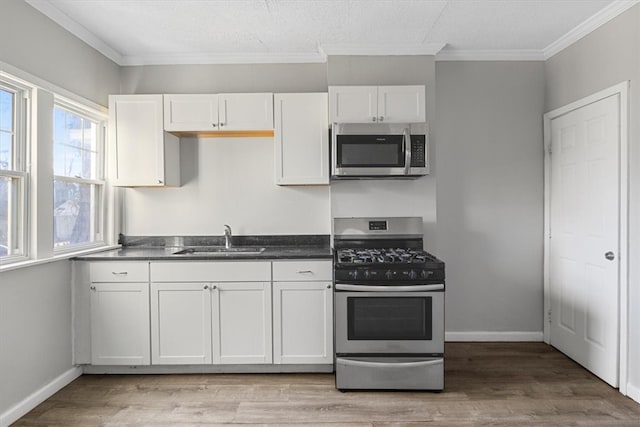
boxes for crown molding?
[120,52,327,66]
[26,0,123,65]
[319,43,446,57]
[543,0,640,60]
[435,49,545,61]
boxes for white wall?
[544,3,640,399]
[119,63,331,235]
[124,137,331,235]
[0,0,120,420]
[435,61,546,335]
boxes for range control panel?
[410,135,426,167]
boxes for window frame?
[0,78,30,265]
[52,98,107,254]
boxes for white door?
[163,94,219,131]
[150,282,212,365]
[218,93,273,130]
[212,282,272,364]
[548,94,620,387]
[273,282,333,364]
[274,93,329,185]
[377,85,426,123]
[109,95,165,186]
[328,86,378,123]
[90,282,150,365]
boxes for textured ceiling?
[25,0,636,65]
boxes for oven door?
[335,284,444,355]
[332,133,409,176]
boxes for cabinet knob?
[204,285,209,290]
[212,123,217,128]
[372,117,377,122]
[326,284,332,289]
[90,286,96,291]
[212,285,217,290]
[379,116,384,122]
[219,123,225,127]
[158,179,163,184]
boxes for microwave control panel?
[410,135,426,167]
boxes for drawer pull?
[111,271,128,276]
[297,270,313,274]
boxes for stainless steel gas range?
[333,217,445,391]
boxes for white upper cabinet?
[164,93,274,131]
[109,95,180,187]
[163,94,218,131]
[274,93,329,186]
[219,93,274,130]
[328,86,377,123]
[329,85,425,123]
[377,85,426,123]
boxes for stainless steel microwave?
[331,123,428,178]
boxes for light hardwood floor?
[14,343,640,426]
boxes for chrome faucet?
[223,224,232,249]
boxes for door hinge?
[547,144,552,155]
[547,308,552,323]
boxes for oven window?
[347,297,432,340]
[337,135,405,167]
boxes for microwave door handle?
[403,128,411,173]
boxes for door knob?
[605,251,615,261]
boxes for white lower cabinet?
[214,282,272,364]
[273,282,333,364]
[272,260,333,364]
[150,282,212,364]
[90,282,150,365]
[149,261,272,365]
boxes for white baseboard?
[445,331,544,342]
[0,366,82,427]
[627,382,640,404]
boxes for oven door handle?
[339,358,443,368]
[334,284,444,292]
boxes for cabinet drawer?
[272,260,332,281]
[151,261,271,282]
[90,262,149,283]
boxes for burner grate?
[337,248,437,265]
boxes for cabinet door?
[328,86,377,123]
[150,282,212,365]
[212,282,272,364]
[218,93,273,130]
[274,93,329,185]
[109,95,179,187]
[164,94,219,131]
[90,282,150,365]
[273,282,333,364]
[377,85,425,123]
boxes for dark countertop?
[73,234,333,261]
[74,245,333,261]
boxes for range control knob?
[421,270,434,279]
[408,270,418,280]
[364,270,371,280]
[385,270,394,280]
[349,270,358,280]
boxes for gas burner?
[336,248,436,265]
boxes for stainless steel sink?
[171,246,266,255]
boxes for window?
[0,80,28,261]
[53,102,105,251]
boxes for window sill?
[0,245,121,273]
